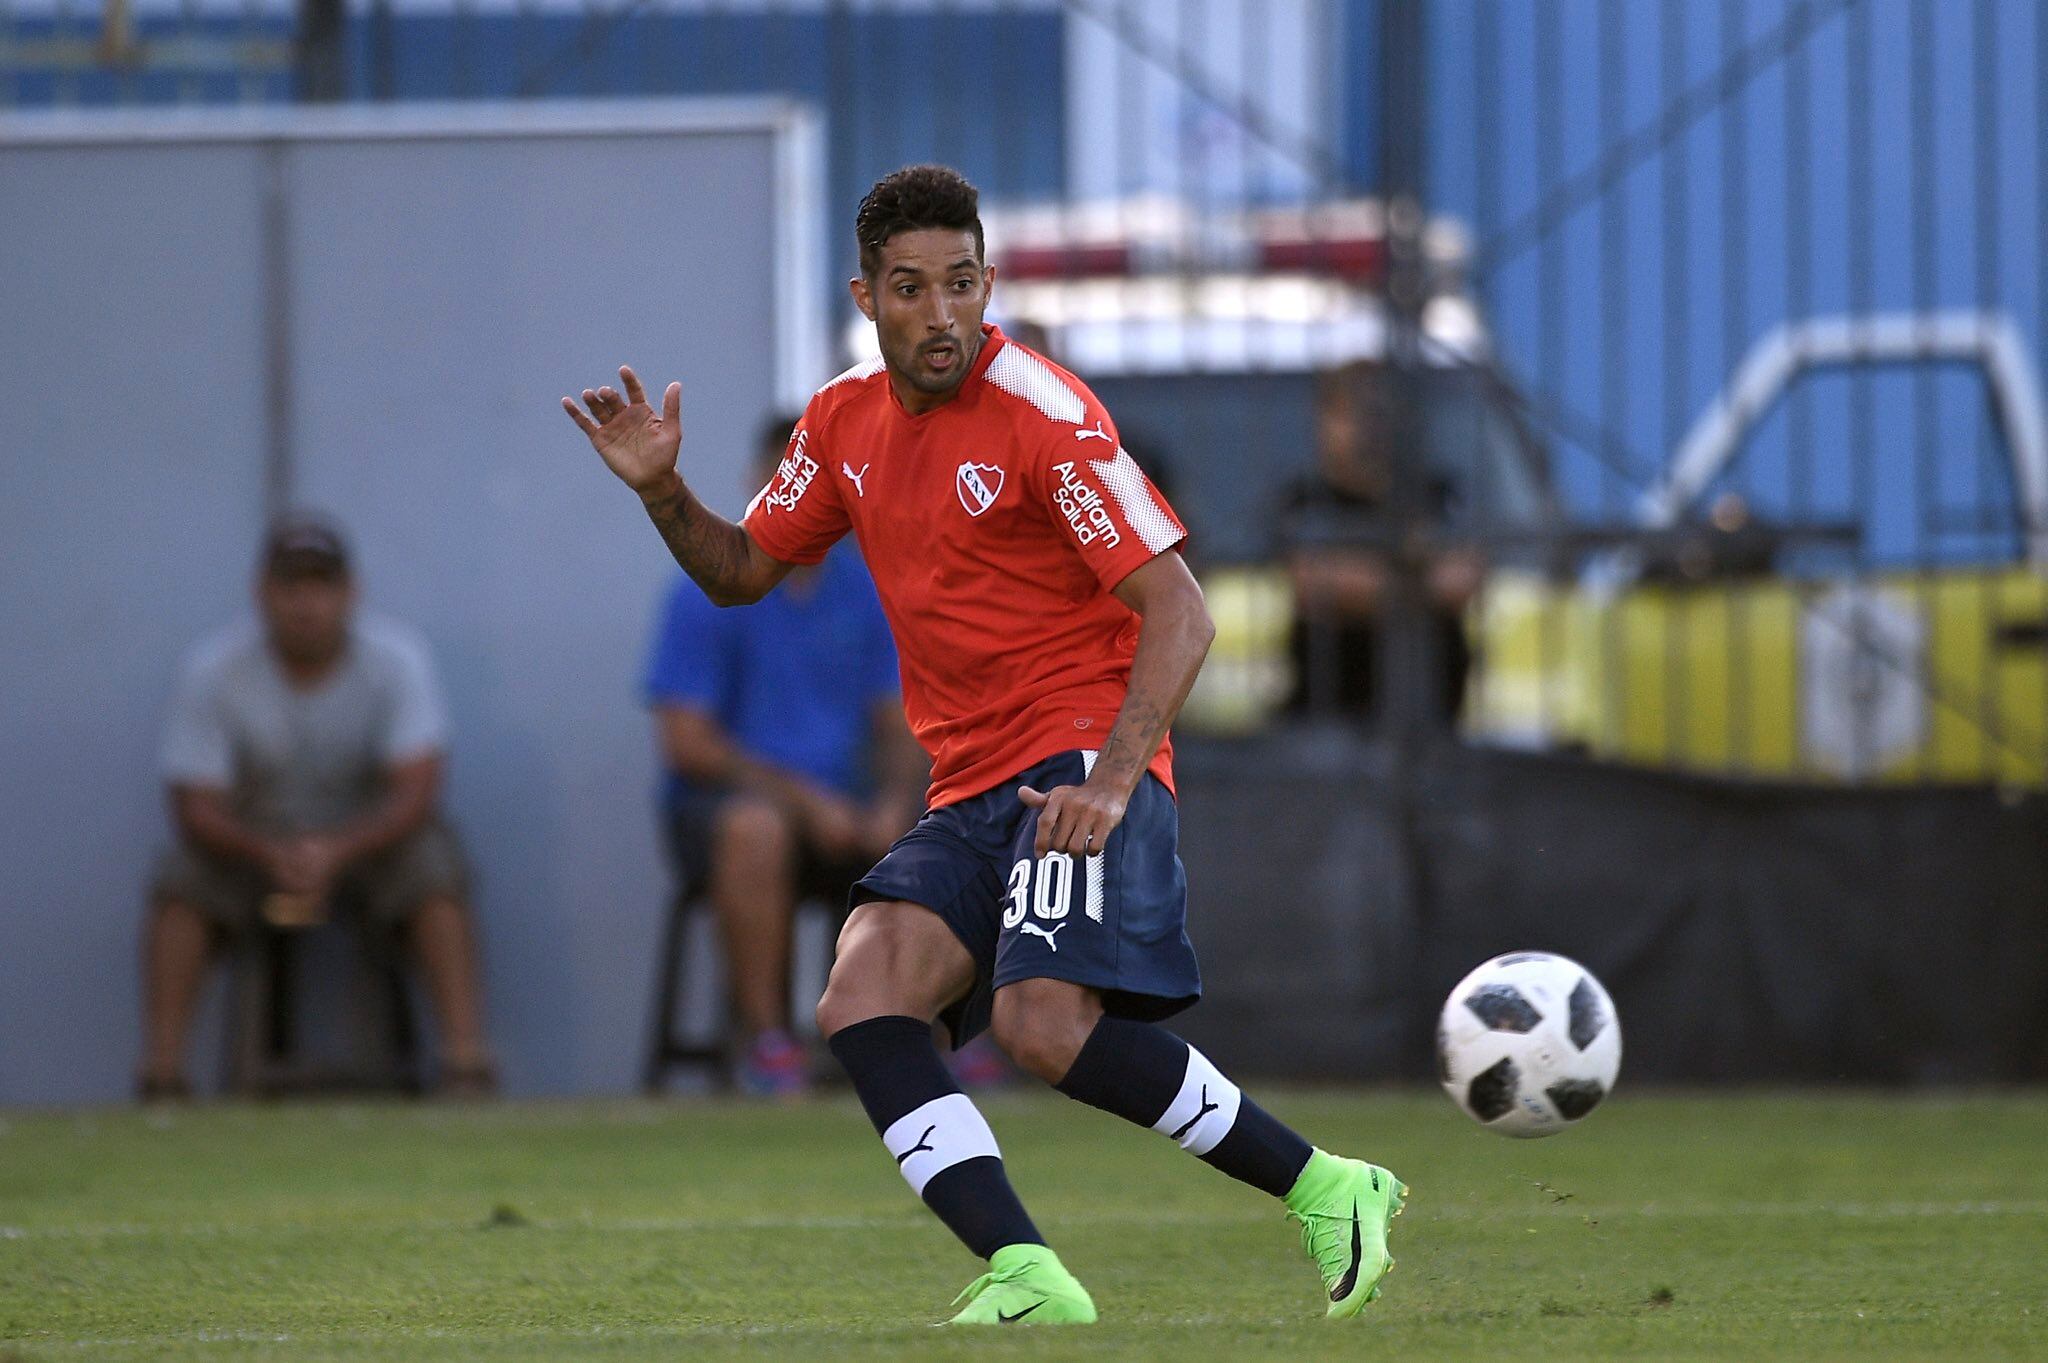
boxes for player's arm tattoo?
[1094,694,1171,793]
[640,473,765,607]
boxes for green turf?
[3,1089,2044,1360]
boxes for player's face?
[258,571,354,666]
[852,228,994,413]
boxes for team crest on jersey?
[955,461,1005,517]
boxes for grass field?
[3,1088,2044,1360]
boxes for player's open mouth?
[923,343,957,371]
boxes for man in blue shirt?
[644,414,923,1095]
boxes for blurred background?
[4,0,2045,1105]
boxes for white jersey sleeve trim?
[818,355,886,393]
[1089,448,1183,554]
[985,344,1087,424]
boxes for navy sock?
[826,1015,1044,1260]
[1055,1015,1313,1198]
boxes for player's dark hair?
[756,411,802,467]
[855,165,984,279]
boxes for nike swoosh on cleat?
[998,1301,1045,1323]
[1329,1199,1363,1302]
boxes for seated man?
[138,516,493,1099]
[644,413,922,1096]
[1278,361,1485,724]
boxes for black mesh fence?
[11,2,2040,789]
[8,1,2047,1074]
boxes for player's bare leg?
[707,796,803,1093]
[986,976,1102,1083]
[814,900,973,1034]
[817,903,1095,1324]
[1003,976,1406,1318]
[406,894,494,1090]
[138,895,213,1097]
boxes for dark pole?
[1373,0,1440,749]
[368,0,396,101]
[261,145,294,521]
[1371,0,1437,1075]
[277,0,341,519]
[296,0,347,102]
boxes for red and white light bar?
[983,196,1464,285]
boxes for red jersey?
[741,324,1188,809]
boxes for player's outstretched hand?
[561,365,683,496]
[1019,782,1127,858]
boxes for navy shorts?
[850,750,1202,1046]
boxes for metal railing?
[1439,0,2048,787]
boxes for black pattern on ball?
[1567,974,1607,1050]
[1465,983,1542,1033]
[1466,1056,1520,1121]
[1546,1078,1606,1120]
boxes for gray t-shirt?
[160,613,449,833]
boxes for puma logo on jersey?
[956,461,1005,517]
[1018,921,1064,951]
[842,462,870,497]
[1074,420,1112,443]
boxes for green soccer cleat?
[945,1243,1098,1325]
[1284,1149,1409,1319]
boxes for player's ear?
[982,262,996,301]
[850,274,876,322]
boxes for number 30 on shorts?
[1004,852,1075,929]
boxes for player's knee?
[814,956,883,1038]
[816,903,975,1038]
[815,907,921,1037]
[812,984,851,1039]
[989,981,1102,1084]
[816,971,922,1039]
[712,796,793,866]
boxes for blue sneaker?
[736,1030,808,1098]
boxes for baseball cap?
[261,514,351,579]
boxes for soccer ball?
[1437,951,1622,1138]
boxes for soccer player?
[563,165,1406,1325]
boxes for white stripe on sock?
[1078,750,1106,922]
[1151,1045,1242,1157]
[882,1093,1002,1196]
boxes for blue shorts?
[850,750,1202,1046]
